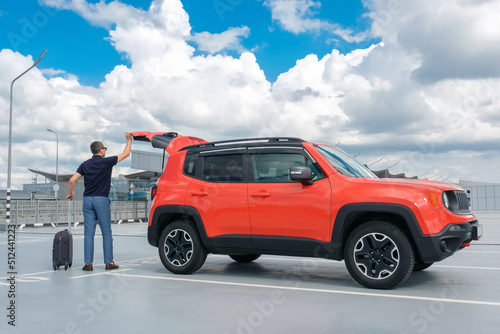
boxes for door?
[248,151,331,245]
[184,152,251,246]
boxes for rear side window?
[201,154,244,182]
[183,154,198,177]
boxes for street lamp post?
[46,129,59,195]
[4,50,47,232]
[47,128,59,225]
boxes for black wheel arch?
[149,205,253,254]
[148,205,209,247]
[332,203,426,262]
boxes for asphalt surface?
[1,212,499,333]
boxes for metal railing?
[1,200,149,229]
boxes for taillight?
[151,185,157,200]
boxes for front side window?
[201,154,244,182]
[315,145,377,178]
[251,153,322,183]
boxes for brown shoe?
[105,262,119,270]
[82,263,93,271]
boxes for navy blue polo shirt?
[76,155,118,197]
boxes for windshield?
[314,145,377,179]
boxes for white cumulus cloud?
[191,26,251,54]
[264,0,368,42]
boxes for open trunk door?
[131,131,207,155]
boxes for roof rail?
[180,137,306,151]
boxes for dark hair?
[90,141,103,155]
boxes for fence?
[1,200,149,229]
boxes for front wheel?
[344,221,415,289]
[158,221,207,274]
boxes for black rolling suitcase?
[52,201,73,270]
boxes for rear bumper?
[148,224,157,247]
[415,220,482,263]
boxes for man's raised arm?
[117,132,132,163]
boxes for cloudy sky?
[1,0,500,190]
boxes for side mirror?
[290,166,313,186]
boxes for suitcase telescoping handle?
[67,199,72,231]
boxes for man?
[67,132,132,271]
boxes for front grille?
[456,191,471,213]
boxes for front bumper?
[472,222,483,240]
[415,220,482,263]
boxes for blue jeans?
[82,196,113,264]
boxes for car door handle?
[251,191,271,198]
[191,190,209,197]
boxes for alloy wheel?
[353,232,399,279]
[164,229,193,266]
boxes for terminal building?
[21,150,165,201]
[458,180,500,211]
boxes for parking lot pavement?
[1,212,499,333]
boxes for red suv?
[132,132,482,289]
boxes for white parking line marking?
[434,265,500,270]
[109,272,500,307]
[71,269,133,279]
[0,256,157,280]
[0,269,60,280]
[462,250,500,253]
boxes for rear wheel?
[158,221,207,274]
[344,221,415,289]
[229,254,261,263]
